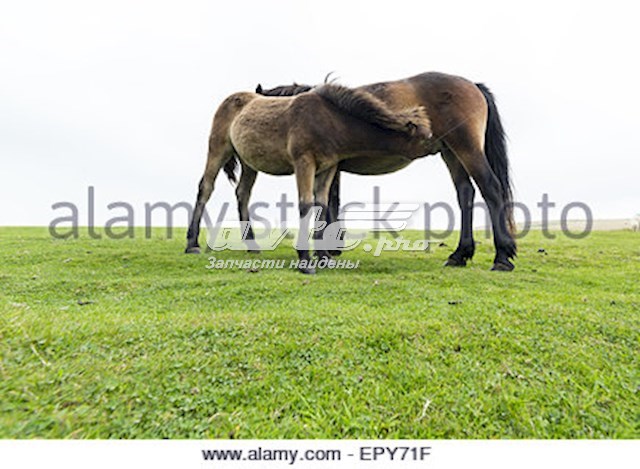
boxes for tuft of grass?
[0,227,638,438]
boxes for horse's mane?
[314,84,430,137]
[256,80,430,136]
[256,83,312,96]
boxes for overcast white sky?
[1,0,639,229]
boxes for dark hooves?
[328,250,343,257]
[315,252,334,262]
[299,267,316,275]
[491,260,515,271]
[444,257,467,267]
[246,241,261,254]
[185,246,201,254]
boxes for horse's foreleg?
[442,148,476,267]
[293,155,317,274]
[313,165,338,261]
[235,163,260,253]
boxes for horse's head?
[255,83,313,96]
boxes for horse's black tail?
[475,83,514,234]
[223,154,238,184]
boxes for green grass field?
[0,227,638,438]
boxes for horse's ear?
[256,84,263,94]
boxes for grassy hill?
[0,227,638,438]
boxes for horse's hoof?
[315,251,334,262]
[185,246,201,254]
[299,267,316,275]
[444,257,466,267]
[328,250,343,257]
[491,260,515,271]
[246,241,261,253]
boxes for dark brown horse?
[185,82,432,273]
[255,72,517,271]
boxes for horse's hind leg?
[442,147,476,267]
[185,142,234,254]
[235,162,260,253]
[313,165,338,261]
[327,170,343,257]
[446,139,516,270]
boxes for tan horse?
[185,83,432,273]
[256,72,517,271]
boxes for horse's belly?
[340,156,412,175]
[230,120,294,175]
[234,147,294,175]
